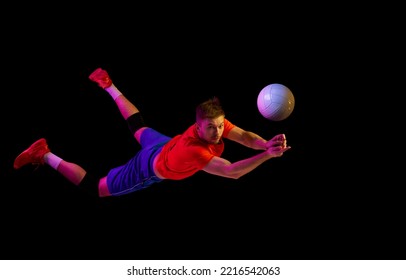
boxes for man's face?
[197,116,225,144]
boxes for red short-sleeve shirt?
[155,118,235,180]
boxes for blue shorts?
[106,128,171,196]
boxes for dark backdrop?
[1,7,403,260]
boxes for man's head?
[196,97,225,144]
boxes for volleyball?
[257,83,295,121]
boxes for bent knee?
[98,177,111,197]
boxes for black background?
[1,5,403,260]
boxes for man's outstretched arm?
[202,140,290,179]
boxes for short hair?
[196,96,225,122]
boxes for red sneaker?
[89,68,113,89]
[14,138,51,169]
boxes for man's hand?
[265,134,291,157]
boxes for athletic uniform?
[106,119,235,196]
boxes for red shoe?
[14,138,51,169]
[89,68,113,89]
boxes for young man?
[14,68,291,197]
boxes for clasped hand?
[265,134,291,157]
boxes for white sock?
[105,86,123,101]
[44,152,63,171]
